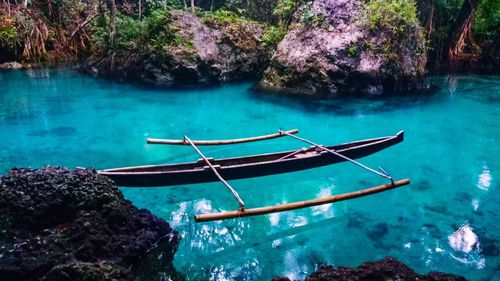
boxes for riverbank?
[2,0,497,95]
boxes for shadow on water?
[248,88,439,116]
[28,126,77,137]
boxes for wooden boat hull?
[99,131,404,187]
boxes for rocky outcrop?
[80,11,272,86]
[273,257,467,281]
[0,61,23,70]
[0,166,181,281]
[258,0,428,96]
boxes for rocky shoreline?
[273,257,467,281]
[78,11,273,87]
[0,167,469,280]
[0,167,181,281]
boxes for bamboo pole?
[279,130,392,180]
[147,129,299,145]
[195,178,410,222]
[184,136,245,210]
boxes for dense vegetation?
[0,0,498,71]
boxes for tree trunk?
[107,0,116,45]
[448,0,481,58]
[190,0,195,13]
[139,0,142,21]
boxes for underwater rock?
[80,11,271,86]
[0,166,180,281]
[258,0,428,96]
[366,222,389,239]
[273,257,467,280]
[28,126,77,137]
[416,179,432,191]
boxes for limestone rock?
[80,11,272,86]
[258,0,428,96]
[0,61,23,69]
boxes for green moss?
[347,43,360,57]
[172,34,194,49]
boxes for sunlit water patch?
[0,69,499,280]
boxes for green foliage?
[203,8,248,24]
[0,16,19,47]
[146,0,185,11]
[0,8,51,61]
[144,10,177,51]
[364,0,427,54]
[261,25,287,49]
[362,0,427,75]
[273,0,308,25]
[114,15,146,51]
[473,0,500,40]
[365,0,420,34]
[91,9,193,54]
[221,0,278,24]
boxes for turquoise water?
[0,69,499,281]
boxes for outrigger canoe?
[98,130,404,187]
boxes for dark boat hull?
[99,131,404,187]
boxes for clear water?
[0,69,499,281]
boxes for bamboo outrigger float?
[99,129,410,222]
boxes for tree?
[107,0,117,45]
[448,0,481,58]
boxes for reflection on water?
[448,224,485,270]
[0,70,499,281]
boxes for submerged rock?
[273,257,467,281]
[0,166,181,281]
[258,0,428,96]
[448,224,479,254]
[80,11,272,86]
